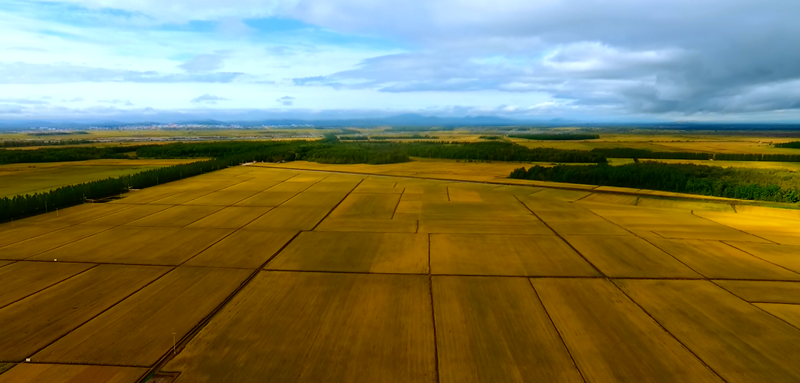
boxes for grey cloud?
[276,96,295,106]
[0,62,244,84]
[191,94,230,104]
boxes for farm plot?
[0,262,93,308]
[34,267,251,366]
[532,278,723,383]
[418,201,537,221]
[0,223,71,248]
[564,235,701,278]
[281,191,349,208]
[725,242,800,273]
[645,238,800,280]
[125,205,224,227]
[754,303,800,328]
[0,364,147,383]
[433,276,583,383]
[14,203,135,226]
[164,272,435,383]
[185,230,298,268]
[32,227,232,265]
[430,234,598,277]
[234,190,302,207]
[714,280,800,304]
[0,265,169,361]
[186,206,272,229]
[267,231,428,274]
[181,190,261,206]
[418,219,552,234]
[0,224,112,260]
[616,279,800,382]
[328,193,401,219]
[315,218,418,233]
[244,206,332,230]
[81,204,173,226]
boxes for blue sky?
[1,0,799,122]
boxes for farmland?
[1,159,800,383]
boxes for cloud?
[99,99,134,106]
[0,98,50,105]
[178,53,228,73]
[276,96,295,106]
[190,94,231,104]
[62,97,84,102]
[0,62,244,84]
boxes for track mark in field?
[309,178,364,231]
[138,230,303,383]
[426,233,441,383]
[513,195,606,277]
[609,279,729,382]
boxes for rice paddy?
[1,162,799,383]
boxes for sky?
[1,0,799,122]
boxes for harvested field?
[32,227,232,265]
[564,235,701,278]
[532,278,722,382]
[0,223,71,248]
[34,267,250,366]
[433,276,583,382]
[617,279,800,382]
[0,265,169,361]
[267,231,428,273]
[0,364,147,383]
[431,234,598,277]
[185,230,298,268]
[235,190,302,206]
[163,272,435,382]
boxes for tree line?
[509,133,600,140]
[589,148,800,162]
[509,162,800,203]
[0,146,140,164]
[775,141,800,148]
[404,142,607,163]
[1,139,94,148]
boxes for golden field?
[1,162,800,382]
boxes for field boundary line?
[309,178,365,231]
[609,279,730,383]
[513,195,606,277]
[527,278,588,383]
[254,164,750,204]
[21,265,173,364]
[0,263,100,311]
[391,187,405,220]
[718,241,800,277]
[427,233,441,383]
[708,280,800,332]
[139,230,304,382]
[691,210,778,244]
[586,209,709,279]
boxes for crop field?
[1,162,800,382]
[0,159,197,198]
